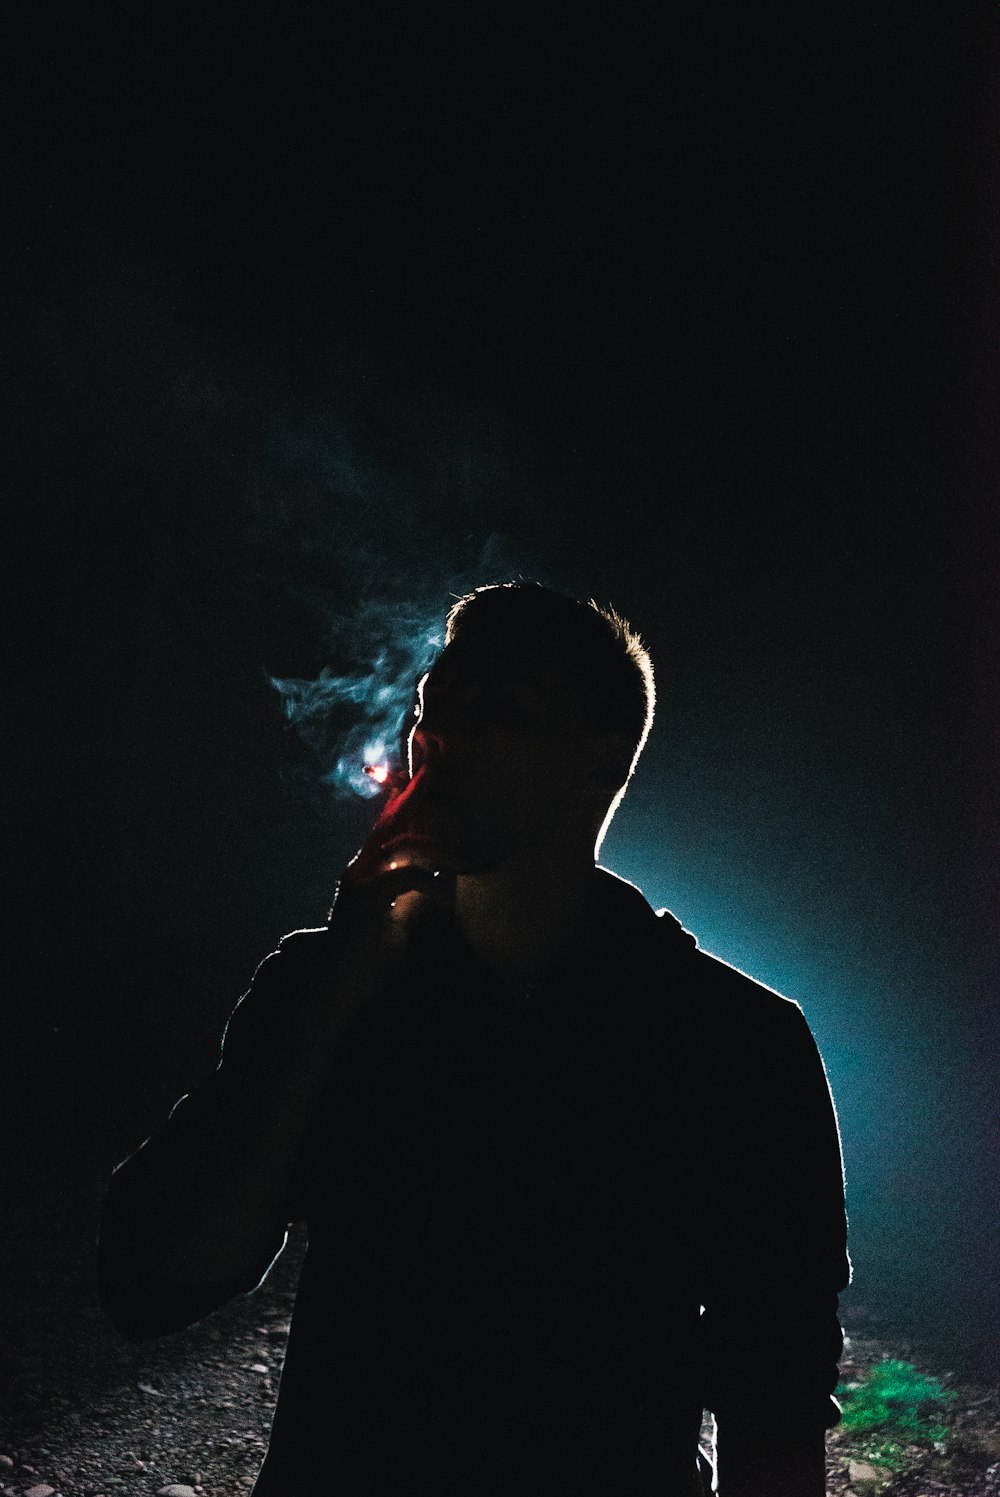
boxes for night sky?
[5,16,997,1378]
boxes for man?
[99,582,850,1494]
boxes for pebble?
[848,1460,886,1482]
[0,1457,11,1469]
[156,1487,198,1497]
[24,1486,58,1497]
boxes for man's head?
[388,583,654,873]
[443,582,654,786]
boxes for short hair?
[444,582,655,779]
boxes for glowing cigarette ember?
[363,763,391,784]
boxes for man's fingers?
[341,764,438,886]
[331,861,440,925]
[375,864,441,906]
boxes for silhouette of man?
[99,583,850,1495]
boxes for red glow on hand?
[343,762,430,887]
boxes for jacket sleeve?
[97,932,320,1339]
[697,981,851,1433]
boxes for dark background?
[5,14,997,1380]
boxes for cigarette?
[363,763,391,784]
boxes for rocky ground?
[0,1199,307,1497]
[822,1336,1000,1496]
[2,1185,998,1496]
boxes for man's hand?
[327,765,456,1001]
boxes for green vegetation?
[835,1358,958,1472]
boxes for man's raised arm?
[97,928,363,1338]
[98,806,445,1340]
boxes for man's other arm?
[699,984,851,1497]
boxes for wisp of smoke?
[269,609,445,798]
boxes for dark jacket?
[100,869,850,1494]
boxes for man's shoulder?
[652,907,808,1038]
[690,943,804,1022]
[597,868,806,1030]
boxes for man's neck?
[453,850,598,990]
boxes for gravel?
[0,1180,306,1497]
[2,1179,997,1495]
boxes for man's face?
[378,637,588,875]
